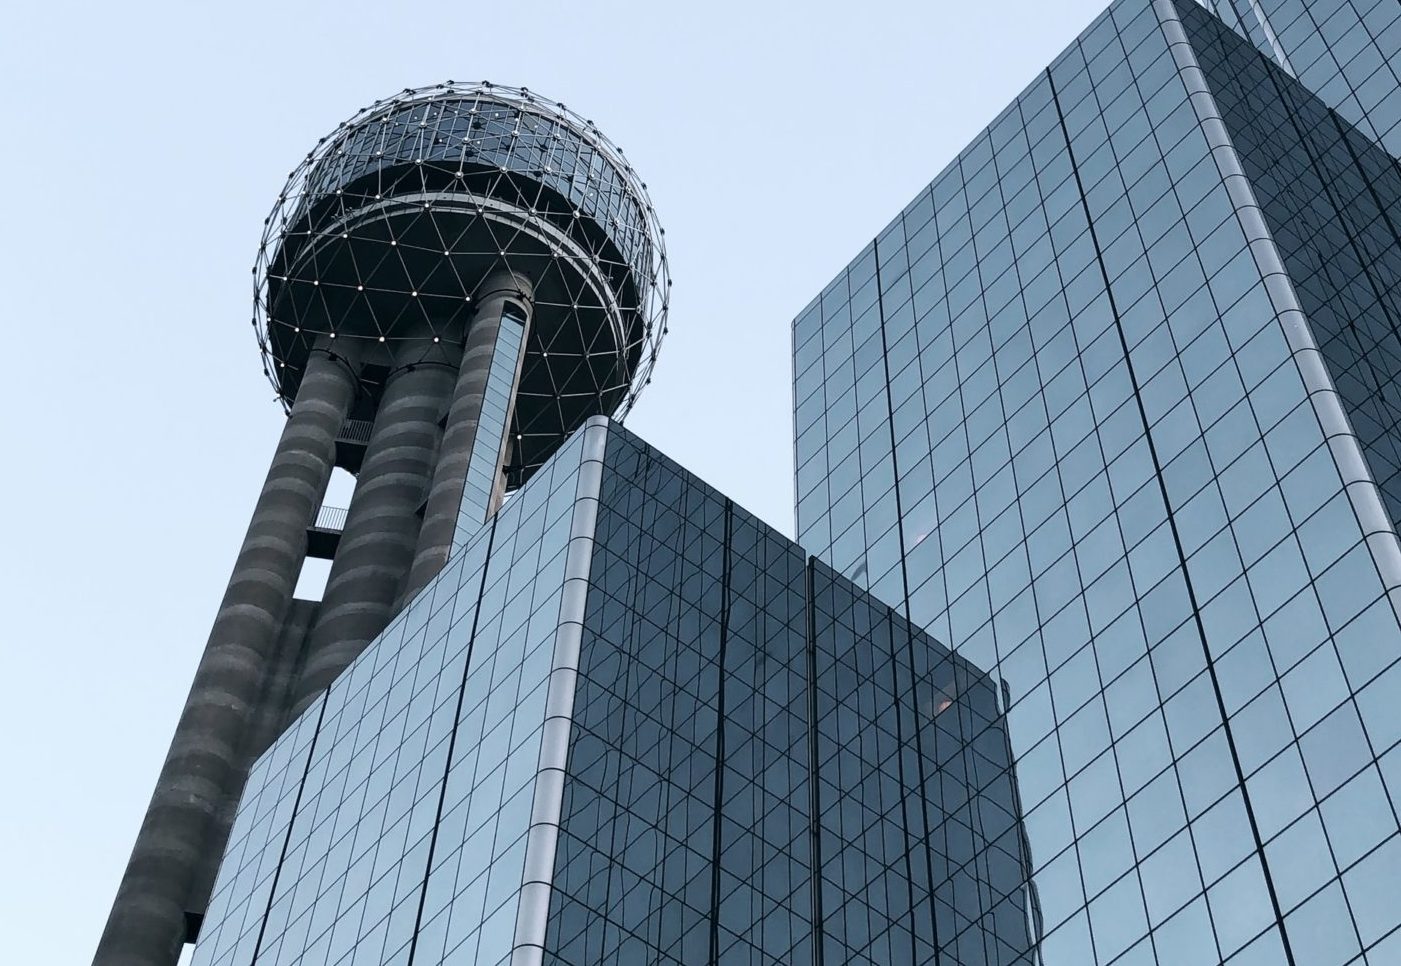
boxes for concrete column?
[289,355,457,711]
[95,345,360,966]
[402,270,534,601]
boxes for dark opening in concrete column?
[288,353,458,713]
[402,269,534,602]
[95,344,360,966]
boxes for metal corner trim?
[509,420,607,964]
[1155,0,1401,617]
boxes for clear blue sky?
[0,1,1109,960]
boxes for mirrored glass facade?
[1187,3,1401,533]
[794,0,1401,962]
[1198,0,1401,157]
[190,418,1037,965]
[545,428,1036,964]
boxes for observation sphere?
[253,80,670,479]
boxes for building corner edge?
[1155,0,1401,623]
[509,416,609,964]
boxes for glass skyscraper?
[185,418,1036,966]
[795,0,1401,962]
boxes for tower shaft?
[97,345,360,966]
[290,356,458,714]
[98,307,551,965]
[404,269,534,601]
[99,80,668,966]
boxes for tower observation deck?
[97,81,668,966]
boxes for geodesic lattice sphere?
[253,80,670,479]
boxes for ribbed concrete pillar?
[289,356,457,712]
[95,345,359,966]
[402,270,534,601]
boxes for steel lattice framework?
[252,80,670,478]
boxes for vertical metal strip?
[708,502,735,965]
[805,558,826,966]
[509,416,608,965]
[1239,0,1296,73]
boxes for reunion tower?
[98,81,668,966]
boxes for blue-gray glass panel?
[410,433,579,966]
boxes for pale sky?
[0,1,1110,961]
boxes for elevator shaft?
[404,270,535,601]
[290,354,458,714]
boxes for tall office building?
[183,418,1036,966]
[795,0,1401,962]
